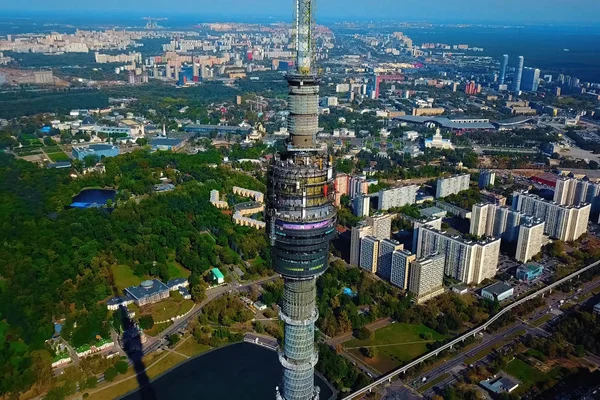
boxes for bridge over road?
[342,259,600,400]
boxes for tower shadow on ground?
[119,305,158,400]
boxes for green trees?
[167,334,180,347]
[0,148,273,397]
[139,315,155,330]
[103,367,118,382]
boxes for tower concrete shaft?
[268,1,336,399]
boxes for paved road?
[410,278,600,398]
[138,274,279,358]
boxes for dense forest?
[0,149,270,397]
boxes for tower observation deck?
[268,1,337,399]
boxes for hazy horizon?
[2,0,600,25]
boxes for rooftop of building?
[125,279,169,300]
[394,115,496,130]
[482,281,513,295]
[184,124,252,132]
[515,191,590,209]
[166,278,188,288]
[211,268,224,279]
[517,264,544,272]
[150,137,186,146]
[423,225,500,245]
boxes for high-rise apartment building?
[415,226,500,284]
[334,173,350,206]
[350,222,372,267]
[378,185,418,211]
[366,214,393,241]
[512,192,590,242]
[360,236,380,273]
[390,250,416,290]
[470,203,529,242]
[435,174,470,198]
[349,176,368,198]
[499,54,509,85]
[554,177,600,214]
[513,56,525,94]
[478,170,496,189]
[521,67,541,92]
[408,254,445,304]
[377,239,403,280]
[515,220,545,263]
[353,195,370,217]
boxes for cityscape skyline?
[2,1,600,24]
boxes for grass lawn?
[167,260,190,279]
[531,314,553,327]
[418,373,450,393]
[86,352,186,400]
[140,295,194,323]
[504,359,561,393]
[144,321,173,337]
[345,323,448,373]
[176,339,211,358]
[46,151,70,162]
[111,265,145,291]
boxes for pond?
[120,342,334,400]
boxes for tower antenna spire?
[269,1,336,399]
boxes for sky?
[1,0,599,24]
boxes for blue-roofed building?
[72,144,120,161]
[480,376,519,394]
[394,116,496,130]
[150,137,187,151]
[167,278,189,291]
[178,286,191,300]
[125,279,170,307]
[183,124,252,136]
[516,264,544,282]
[47,161,71,169]
[106,295,135,310]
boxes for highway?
[343,259,600,400]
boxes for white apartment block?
[415,226,500,284]
[512,192,590,242]
[353,195,370,217]
[515,220,545,263]
[359,236,380,274]
[366,214,393,241]
[435,174,470,198]
[470,203,529,242]
[378,239,403,281]
[350,223,372,267]
[408,254,445,304]
[478,170,496,189]
[554,177,600,214]
[391,250,416,290]
[378,185,419,211]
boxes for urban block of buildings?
[415,225,500,284]
[512,192,590,242]
[435,174,470,198]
